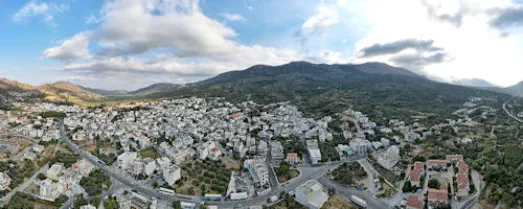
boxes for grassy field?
[321,195,358,209]
[138,147,161,159]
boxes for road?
[502,98,523,123]
[58,120,398,209]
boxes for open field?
[138,147,160,159]
[175,159,231,196]
[321,195,358,209]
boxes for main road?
[502,98,523,123]
[59,121,392,208]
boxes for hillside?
[0,78,43,109]
[37,81,104,103]
[130,83,182,96]
[151,61,509,122]
[505,81,523,96]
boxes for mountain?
[505,81,523,96]
[451,78,499,88]
[130,83,182,96]
[151,61,509,122]
[38,81,104,103]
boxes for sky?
[1,0,523,90]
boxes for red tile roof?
[428,188,448,202]
[407,195,424,209]
[410,162,425,182]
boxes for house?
[162,165,181,187]
[456,161,470,197]
[295,180,329,209]
[409,162,425,187]
[306,140,322,165]
[377,146,400,170]
[244,158,269,188]
[116,152,137,170]
[33,144,45,153]
[145,160,157,176]
[428,188,449,205]
[270,141,285,163]
[406,195,424,209]
[131,192,151,209]
[23,152,37,161]
[285,153,300,165]
[72,159,94,177]
[39,179,67,201]
[0,172,11,191]
[46,163,65,181]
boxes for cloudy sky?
[1,0,523,90]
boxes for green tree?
[172,200,182,209]
[428,179,440,189]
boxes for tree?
[172,200,182,209]
[37,173,47,180]
[402,181,414,193]
[104,197,120,209]
[428,179,440,189]
[278,162,290,175]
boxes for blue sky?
[1,0,523,90]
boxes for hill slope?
[505,81,523,97]
[38,81,104,103]
[153,61,509,121]
[130,83,182,96]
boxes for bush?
[428,179,440,189]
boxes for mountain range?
[1,62,521,119]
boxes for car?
[234,204,242,208]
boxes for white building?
[162,165,181,186]
[377,146,400,170]
[306,140,321,165]
[117,152,138,170]
[295,180,329,209]
[79,205,96,209]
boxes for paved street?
[503,98,523,123]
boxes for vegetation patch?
[175,159,231,195]
[331,162,367,186]
[276,162,299,183]
[321,195,358,209]
[79,169,111,196]
[39,111,67,119]
[138,147,161,159]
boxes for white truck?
[351,195,367,208]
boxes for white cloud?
[49,0,300,89]
[43,31,93,62]
[85,14,102,24]
[222,13,246,22]
[12,0,70,27]
[340,0,523,86]
[302,4,340,32]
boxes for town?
[0,96,512,209]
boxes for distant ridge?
[451,78,499,88]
